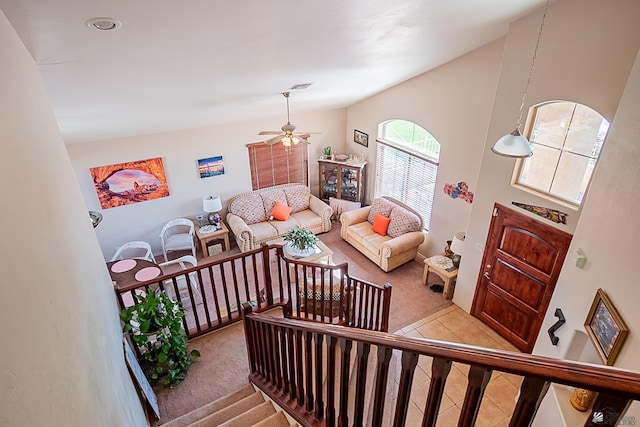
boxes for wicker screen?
[247,142,309,190]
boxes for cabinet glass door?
[321,164,338,200]
[340,167,358,201]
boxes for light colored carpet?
[152,223,452,425]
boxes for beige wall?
[456,0,640,311]
[0,11,148,427]
[345,39,505,255]
[66,110,346,259]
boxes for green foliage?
[283,226,318,250]
[120,290,200,388]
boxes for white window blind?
[375,140,438,230]
[247,142,309,190]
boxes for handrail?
[242,309,640,427]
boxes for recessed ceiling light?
[289,83,313,90]
[86,17,122,31]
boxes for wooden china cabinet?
[318,159,367,203]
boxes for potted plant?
[120,290,200,388]
[283,226,319,258]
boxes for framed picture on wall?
[584,288,628,365]
[354,129,368,147]
[197,155,225,178]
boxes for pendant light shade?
[491,0,549,159]
[491,129,533,158]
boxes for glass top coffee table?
[282,240,334,265]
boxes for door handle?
[484,272,492,281]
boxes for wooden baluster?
[458,365,492,427]
[295,329,305,406]
[508,376,548,427]
[280,326,290,395]
[338,338,353,427]
[240,304,256,373]
[353,342,371,427]
[370,346,393,427]
[421,357,452,427]
[381,283,392,332]
[305,331,315,412]
[261,245,274,305]
[287,326,297,401]
[393,351,419,427]
[326,336,337,427]
[272,324,282,389]
[314,332,325,419]
[195,268,212,327]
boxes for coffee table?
[282,239,334,265]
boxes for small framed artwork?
[584,288,628,365]
[198,155,225,179]
[354,129,368,147]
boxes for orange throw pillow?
[270,200,292,221]
[372,213,391,236]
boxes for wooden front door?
[471,203,572,353]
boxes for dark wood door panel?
[500,226,558,274]
[492,259,546,309]
[477,291,532,351]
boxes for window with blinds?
[375,120,440,231]
[247,142,309,190]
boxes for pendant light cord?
[516,0,550,131]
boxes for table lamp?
[449,231,465,268]
[203,195,222,226]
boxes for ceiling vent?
[289,83,313,90]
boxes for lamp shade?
[450,232,465,255]
[203,195,222,213]
[491,129,533,158]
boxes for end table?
[423,255,458,300]
[194,221,230,257]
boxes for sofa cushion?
[270,200,292,221]
[367,198,396,224]
[247,221,279,243]
[372,214,391,236]
[260,188,288,215]
[269,217,301,235]
[387,205,422,238]
[290,210,323,231]
[229,193,267,225]
[283,185,310,213]
[362,232,392,256]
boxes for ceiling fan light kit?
[259,92,319,146]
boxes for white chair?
[110,241,156,263]
[159,218,196,261]
[158,255,200,299]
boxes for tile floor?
[393,304,523,427]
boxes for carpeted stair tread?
[159,384,256,427]
[189,391,266,427]
[252,410,293,427]
[217,400,279,427]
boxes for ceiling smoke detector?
[86,17,122,31]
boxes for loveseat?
[340,196,425,272]
[226,183,333,252]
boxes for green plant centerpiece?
[283,226,319,258]
[120,289,200,388]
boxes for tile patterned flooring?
[393,304,523,427]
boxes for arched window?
[515,101,609,206]
[376,119,440,230]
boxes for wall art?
[198,155,225,178]
[584,288,628,365]
[443,181,473,203]
[512,202,567,224]
[354,129,368,147]
[90,157,169,209]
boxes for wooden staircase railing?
[113,244,392,339]
[241,309,640,427]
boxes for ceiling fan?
[259,92,319,146]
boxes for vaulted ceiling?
[0,0,543,143]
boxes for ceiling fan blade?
[259,131,282,135]
[292,131,321,135]
[264,135,284,145]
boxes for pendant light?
[491,0,550,158]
